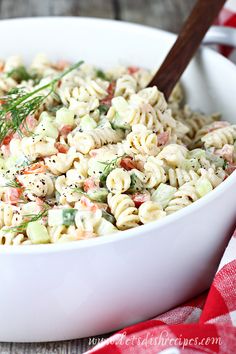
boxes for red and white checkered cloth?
[86,234,236,353]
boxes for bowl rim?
[0,16,235,254]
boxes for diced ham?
[131,193,150,208]
[156,132,169,146]
[55,60,70,71]
[80,196,98,212]
[23,162,48,174]
[127,66,140,74]
[5,188,22,204]
[83,177,99,192]
[225,162,236,175]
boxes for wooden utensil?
[148,0,227,99]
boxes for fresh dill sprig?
[0,60,84,143]
[72,186,89,197]
[99,154,126,184]
[4,179,22,188]
[5,208,49,233]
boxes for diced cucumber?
[151,183,177,208]
[26,221,50,244]
[62,209,77,226]
[195,177,213,198]
[55,107,74,127]
[187,149,205,159]
[180,158,200,171]
[128,173,143,193]
[96,218,118,236]
[48,209,77,226]
[112,112,130,130]
[205,149,225,168]
[112,97,129,112]
[34,119,59,139]
[102,210,116,225]
[87,188,108,202]
[111,97,130,129]
[80,114,97,131]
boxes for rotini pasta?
[0,55,234,245]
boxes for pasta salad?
[0,54,235,245]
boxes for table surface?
[0,0,193,353]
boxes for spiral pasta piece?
[125,124,159,156]
[201,125,236,148]
[0,202,22,228]
[167,168,199,188]
[115,74,137,98]
[165,182,199,214]
[45,148,80,175]
[158,144,188,167]
[68,127,124,154]
[139,201,166,224]
[143,156,167,188]
[108,193,140,230]
[106,168,131,194]
[17,173,54,198]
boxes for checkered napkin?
[86,234,236,353]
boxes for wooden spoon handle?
[148,0,227,99]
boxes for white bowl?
[0,17,236,342]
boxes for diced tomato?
[83,177,99,192]
[80,196,98,212]
[156,132,169,146]
[55,142,69,154]
[59,125,73,137]
[131,193,150,208]
[120,156,139,171]
[127,66,140,74]
[0,99,5,105]
[5,188,22,205]
[100,81,115,106]
[23,162,48,175]
[1,133,14,146]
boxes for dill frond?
[0,60,84,143]
[5,208,49,233]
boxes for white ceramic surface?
[0,17,236,342]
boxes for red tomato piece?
[59,125,73,137]
[55,142,69,154]
[120,156,138,171]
